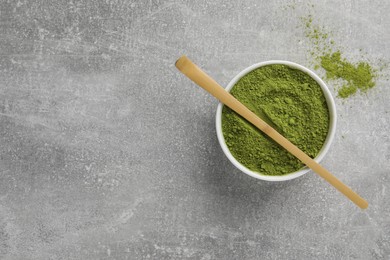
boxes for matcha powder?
[320,51,376,98]
[301,15,378,99]
[222,64,330,175]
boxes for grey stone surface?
[0,0,389,259]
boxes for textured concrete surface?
[0,0,389,259]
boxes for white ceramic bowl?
[216,60,337,181]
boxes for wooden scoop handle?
[176,55,368,209]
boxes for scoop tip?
[360,201,369,209]
[175,55,189,71]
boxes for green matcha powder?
[301,15,377,99]
[222,64,330,175]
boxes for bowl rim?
[215,60,337,181]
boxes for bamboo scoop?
[175,55,368,209]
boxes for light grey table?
[1,1,389,259]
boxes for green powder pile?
[320,51,376,98]
[301,15,377,98]
[222,64,329,175]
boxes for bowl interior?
[216,60,337,181]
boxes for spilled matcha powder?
[222,64,329,175]
[301,15,377,99]
[320,51,376,98]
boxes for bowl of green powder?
[216,61,336,181]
